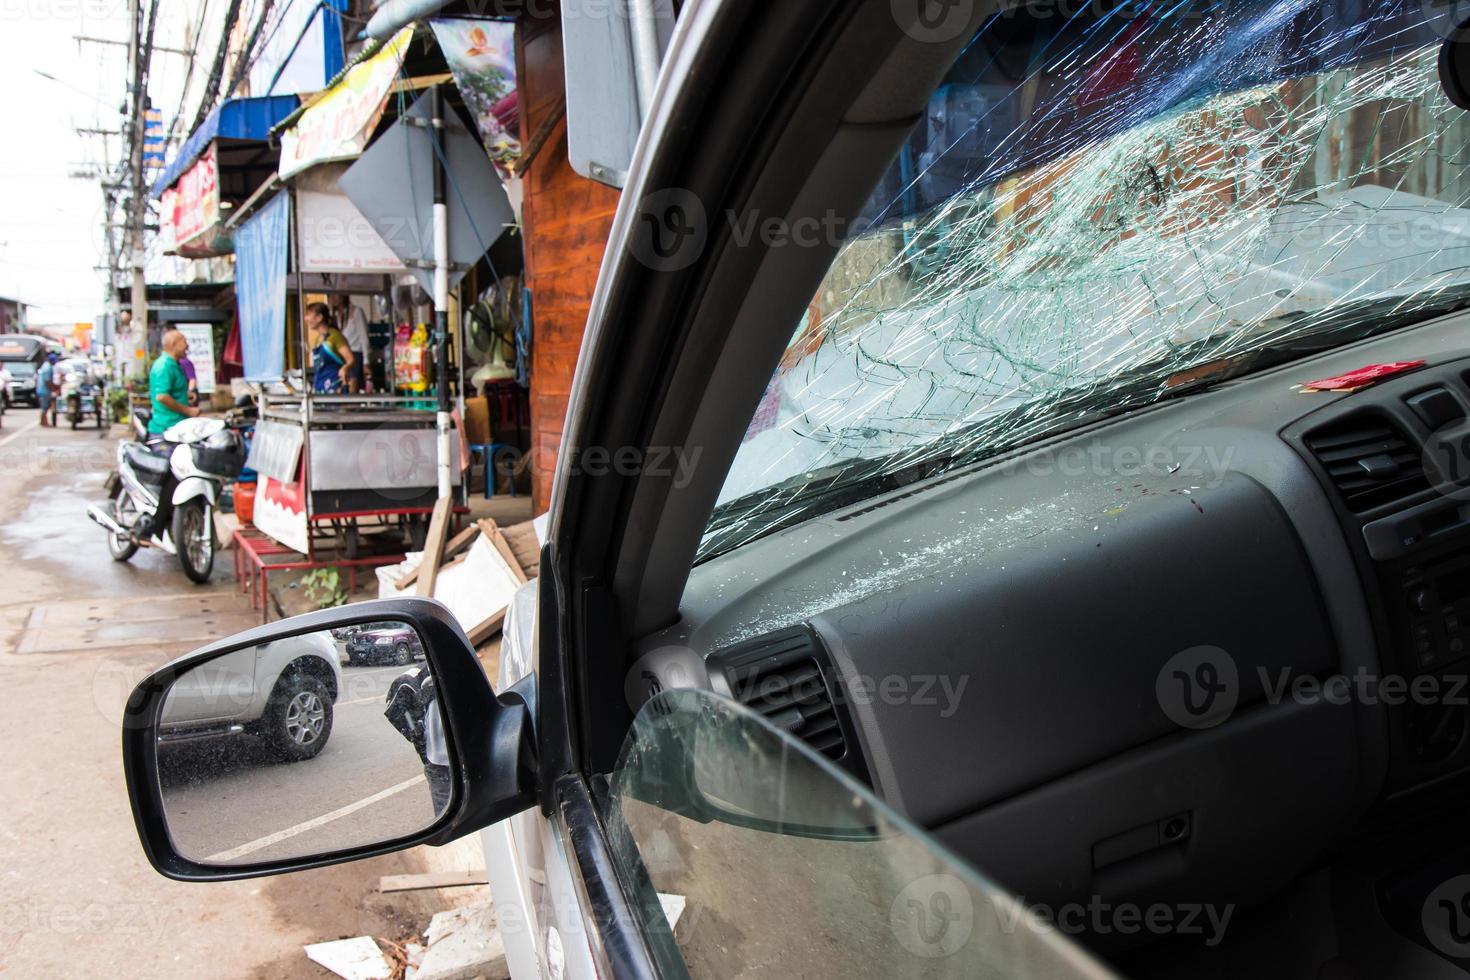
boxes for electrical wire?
[185,0,247,137]
[162,0,215,143]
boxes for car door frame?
[525,0,998,975]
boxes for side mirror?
[122,598,536,881]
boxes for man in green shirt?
[149,329,200,436]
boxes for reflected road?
[158,664,439,865]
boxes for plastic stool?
[468,443,516,498]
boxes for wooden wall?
[518,16,621,513]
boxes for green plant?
[301,568,348,609]
[106,388,130,424]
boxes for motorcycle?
[86,409,250,583]
[60,368,105,429]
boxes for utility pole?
[126,0,150,372]
[98,130,120,356]
[430,84,452,501]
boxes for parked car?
[344,624,423,665]
[158,631,341,761]
[1,356,38,406]
[0,334,48,407]
[123,4,1470,979]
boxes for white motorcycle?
[88,411,248,583]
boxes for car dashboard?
[636,310,1470,964]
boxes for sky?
[0,0,199,326]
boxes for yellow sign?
[278,28,413,179]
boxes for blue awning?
[150,95,300,199]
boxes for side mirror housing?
[122,598,536,881]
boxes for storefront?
[233,24,524,558]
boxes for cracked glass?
[704,0,1470,559]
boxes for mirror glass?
[155,622,452,866]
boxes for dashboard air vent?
[713,626,850,763]
[1304,415,1429,512]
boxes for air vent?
[1304,414,1429,512]
[713,626,850,763]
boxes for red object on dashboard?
[1301,360,1426,392]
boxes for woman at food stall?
[305,302,356,394]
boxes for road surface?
[159,663,442,864]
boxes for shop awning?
[150,96,301,199]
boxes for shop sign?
[278,27,413,179]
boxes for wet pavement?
[0,416,233,596]
[0,407,445,979]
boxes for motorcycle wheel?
[173,499,214,583]
[107,487,139,562]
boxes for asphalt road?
[159,663,441,865]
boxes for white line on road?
[204,774,426,864]
[0,418,40,449]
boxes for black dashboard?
[636,311,1470,947]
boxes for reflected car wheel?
[394,643,411,666]
[264,672,332,761]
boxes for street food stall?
[228,26,520,615]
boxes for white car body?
[159,632,342,737]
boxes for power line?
[75,34,191,57]
[186,0,247,138]
[223,0,280,103]
[161,0,214,142]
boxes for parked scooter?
[86,408,250,582]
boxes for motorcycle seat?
[124,443,171,478]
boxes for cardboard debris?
[383,519,530,645]
[405,943,426,970]
[659,892,687,934]
[396,525,479,590]
[412,901,509,980]
[500,520,540,578]
[304,936,392,980]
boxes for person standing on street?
[333,295,369,393]
[36,354,57,427]
[149,330,200,438]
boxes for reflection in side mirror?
[125,597,537,882]
[156,621,452,866]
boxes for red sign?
[170,144,221,250]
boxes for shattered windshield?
[702,0,1470,559]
